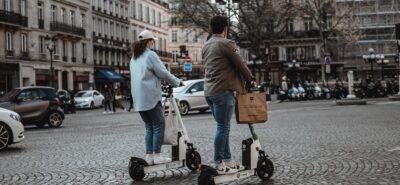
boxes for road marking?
[388,146,400,152]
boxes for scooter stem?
[249,124,258,140]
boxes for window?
[104,20,108,36]
[158,12,162,27]
[138,4,143,21]
[72,42,76,58]
[98,18,102,34]
[151,9,155,25]
[61,8,66,23]
[6,32,13,51]
[20,0,26,16]
[51,5,57,22]
[133,29,137,42]
[82,43,86,59]
[62,40,67,57]
[131,1,136,18]
[53,39,58,55]
[116,24,120,38]
[125,7,128,18]
[70,10,76,26]
[21,33,27,52]
[103,0,107,11]
[109,0,113,14]
[185,31,189,42]
[81,14,86,27]
[110,22,114,36]
[145,6,150,23]
[172,31,177,42]
[5,0,11,11]
[37,2,44,20]
[287,20,294,33]
[304,17,312,31]
[39,36,45,54]
[115,2,119,15]
[193,32,198,42]
[17,90,34,102]
[93,18,96,33]
[188,82,204,93]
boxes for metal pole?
[50,50,54,88]
[370,58,374,80]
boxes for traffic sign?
[184,63,192,72]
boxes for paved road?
[1,100,400,185]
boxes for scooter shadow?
[24,125,64,131]
[129,171,199,185]
[0,147,24,154]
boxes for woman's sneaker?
[216,162,238,175]
[153,154,171,164]
[145,154,154,165]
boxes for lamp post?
[376,59,389,81]
[362,48,385,81]
[45,35,56,88]
[216,0,239,38]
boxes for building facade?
[168,17,208,79]
[128,0,172,63]
[91,0,131,90]
[0,0,93,92]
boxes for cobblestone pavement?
[1,100,400,185]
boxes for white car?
[74,90,105,109]
[0,108,25,151]
[163,79,209,115]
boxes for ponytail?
[132,39,152,59]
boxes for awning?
[95,69,124,82]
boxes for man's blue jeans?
[205,90,235,164]
[139,102,164,154]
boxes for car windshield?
[173,81,193,93]
[75,91,92,97]
[0,89,20,102]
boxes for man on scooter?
[202,15,254,174]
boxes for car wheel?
[179,102,190,115]
[48,112,63,128]
[0,122,11,151]
[90,102,95,109]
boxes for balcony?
[20,51,29,59]
[82,58,87,64]
[5,50,14,57]
[62,56,68,62]
[38,19,44,29]
[72,57,77,63]
[53,55,60,61]
[0,10,28,27]
[50,21,85,37]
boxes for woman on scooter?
[130,30,182,165]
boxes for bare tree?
[170,0,294,82]
[296,0,359,83]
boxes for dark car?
[57,90,76,114]
[0,86,65,128]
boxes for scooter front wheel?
[128,157,147,181]
[256,157,274,181]
[186,150,202,171]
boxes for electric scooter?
[128,85,202,182]
[198,110,274,184]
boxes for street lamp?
[45,35,56,88]
[216,0,239,38]
[376,59,389,80]
[287,59,300,68]
[362,48,385,80]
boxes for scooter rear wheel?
[128,157,147,181]
[256,157,274,181]
[186,150,202,171]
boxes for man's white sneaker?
[224,161,244,170]
[216,162,238,175]
[103,111,107,114]
[153,154,171,164]
[145,154,154,165]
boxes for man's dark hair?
[210,15,228,34]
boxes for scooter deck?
[214,169,255,184]
[144,160,185,174]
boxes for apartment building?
[0,0,93,92]
[128,0,172,63]
[91,0,131,89]
[168,16,208,78]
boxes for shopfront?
[0,63,19,94]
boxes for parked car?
[57,90,75,114]
[0,86,64,128]
[74,90,104,109]
[164,79,209,115]
[0,108,25,151]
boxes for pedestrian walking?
[113,85,126,112]
[202,15,254,174]
[103,84,113,114]
[130,30,182,165]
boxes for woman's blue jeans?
[205,90,235,164]
[139,102,164,154]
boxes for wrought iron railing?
[0,10,27,27]
[50,21,85,37]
